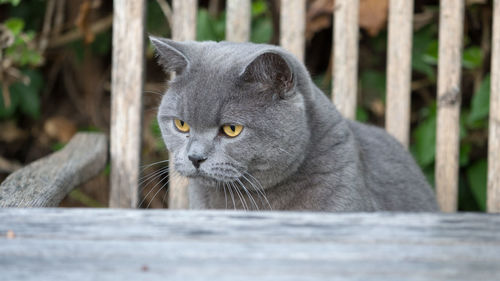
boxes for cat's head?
[151,37,311,189]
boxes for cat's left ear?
[149,36,189,74]
[239,51,295,99]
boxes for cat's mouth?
[183,169,242,186]
[175,161,245,185]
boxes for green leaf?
[4,18,24,35]
[467,74,490,125]
[412,57,436,81]
[9,69,43,119]
[146,0,170,36]
[422,165,435,188]
[250,0,272,43]
[458,173,481,211]
[360,70,386,100]
[412,25,437,80]
[81,126,101,132]
[251,0,267,16]
[251,17,272,43]
[422,40,438,65]
[91,31,112,56]
[8,0,45,31]
[462,46,483,69]
[356,107,369,123]
[196,9,225,41]
[0,0,21,6]
[71,40,85,63]
[411,105,436,167]
[51,142,65,151]
[466,159,487,211]
[459,143,471,167]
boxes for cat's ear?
[149,36,189,74]
[240,52,295,99]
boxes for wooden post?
[385,0,413,148]
[168,0,197,209]
[333,0,360,120]
[488,0,500,212]
[280,0,306,62]
[226,0,251,42]
[110,0,145,208]
[435,0,464,212]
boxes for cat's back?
[346,120,439,211]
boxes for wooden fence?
[110,0,500,212]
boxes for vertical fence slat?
[226,0,251,42]
[333,0,359,120]
[385,0,414,148]
[280,0,306,62]
[488,0,500,212]
[168,0,197,209]
[110,0,146,208]
[435,1,464,212]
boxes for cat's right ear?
[149,36,189,74]
[239,51,295,99]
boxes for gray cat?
[150,36,439,212]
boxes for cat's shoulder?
[345,120,408,157]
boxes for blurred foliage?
[195,0,272,43]
[1,1,44,120]
[0,0,20,6]
[0,69,43,119]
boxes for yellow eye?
[222,124,243,137]
[174,119,190,132]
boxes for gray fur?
[151,37,439,212]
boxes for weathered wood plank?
[226,0,251,42]
[172,0,197,42]
[435,1,464,212]
[110,0,146,208]
[385,0,413,148]
[280,0,306,62]
[333,0,360,120]
[169,0,197,209]
[1,209,500,281]
[489,0,500,212]
[0,133,107,207]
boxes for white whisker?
[243,171,272,210]
[237,178,259,211]
[226,182,236,210]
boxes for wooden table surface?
[1,208,499,281]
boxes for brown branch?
[155,0,173,28]
[39,0,56,53]
[48,14,113,48]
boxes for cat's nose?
[188,154,207,169]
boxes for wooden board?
[280,0,306,62]
[333,0,360,120]
[385,0,414,148]
[0,133,107,207]
[435,1,464,212]
[488,0,500,212]
[169,0,198,209]
[1,209,500,280]
[110,0,146,208]
[226,0,251,42]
